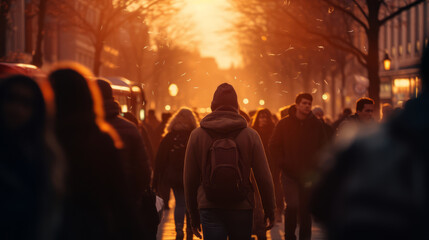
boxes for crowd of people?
[1,46,428,240]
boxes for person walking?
[153,107,198,240]
[184,83,276,240]
[48,63,134,240]
[96,78,158,239]
[0,75,63,240]
[251,108,282,240]
[269,93,326,240]
[311,46,429,240]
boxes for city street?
[157,192,326,240]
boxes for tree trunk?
[340,63,346,110]
[32,0,47,67]
[367,2,381,119]
[93,41,103,76]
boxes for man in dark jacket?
[311,46,429,240]
[96,79,157,239]
[184,83,276,240]
[269,93,326,240]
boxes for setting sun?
[183,0,242,69]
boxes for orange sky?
[183,0,242,69]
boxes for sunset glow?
[183,0,242,69]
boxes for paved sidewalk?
[157,192,325,240]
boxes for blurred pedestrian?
[332,108,352,131]
[251,108,281,240]
[153,107,198,240]
[312,46,429,240]
[381,103,394,122]
[337,98,375,138]
[184,83,276,240]
[312,106,335,140]
[96,78,158,239]
[0,75,63,240]
[48,63,133,240]
[269,93,327,240]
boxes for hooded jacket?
[269,106,326,182]
[184,106,276,226]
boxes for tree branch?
[380,0,425,25]
[321,0,369,30]
[352,0,369,20]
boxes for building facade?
[379,2,428,107]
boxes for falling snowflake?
[312,88,318,94]
[328,7,334,13]
[275,81,282,84]
[180,72,187,77]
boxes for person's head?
[96,78,114,102]
[421,45,429,93]
[342,108,352,117]
[295,93,313,117]
[210,83,239,112]
[48,62,122,148]
[164,107,199,136]
[251,108,274,129]
[312,106,324,120]
[0,75,46,134]
[355,97,375,122]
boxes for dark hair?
[356,97,374,112]
[295,93,313,104]
[0,74,46,134]
[123,112,139,126]
[343,108,352,115]
[421,45,429,92]
[251,108,274,129]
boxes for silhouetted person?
[184,83,276,240]
[269,93,326,240]
[96,78,158,239]
[381,103,394,122]
[49,63,133,240]
[312,46,429,240]
[0,75,63,240]
[251,108,280,240]
[153,107,198,240]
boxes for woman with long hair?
[153,107,199,240]
[251,108,281,240]
[48,63,139,240]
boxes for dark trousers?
[282,175,312,240]
[199,209,253,240]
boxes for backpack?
[202,128,249,205]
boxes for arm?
[183,131,201,227]
[269,120,284,168]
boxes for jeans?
[282,175,312,240]
[172,188,192,239]
[199,209,253,240]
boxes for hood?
[200,106,247,134]
[103,100,120,119]
[389,93,429,146]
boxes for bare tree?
[51,0,175,75]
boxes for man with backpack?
[184,83,276,240]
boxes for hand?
[265,214,275,230]
[192,225,202,239]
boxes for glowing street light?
[383,53,391,71]
[243,98,249,104]
[168,83,179,96]
[259,99,265,106]
[165,105,171,111]
[322,93,329,101]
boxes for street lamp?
[168,83,178,96]
[383,53,391,71]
